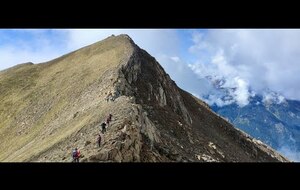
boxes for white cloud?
[233,77,250,107]
[188,47,251,107]
[262,91,286,104]
[170,56,180,63]
[204,94,234,107]
[189,32,212,53]
[199,77,250,108]
[188,29,300,102]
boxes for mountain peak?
[114,34,134,41]
[0,35,289,162]
[104,34,136,46]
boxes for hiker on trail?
[101,122,107,134]
[72,148,80,162]
[97,134,102,147]
[77,149,81,162]
[106,113,113,127]
[108,113,112,122]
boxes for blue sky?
[1,29,300,105]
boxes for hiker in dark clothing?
[106,117,110,127]
[106,113,113,127]
[72,148,80,162]
[101,122,107,134]
[97,134,102,147]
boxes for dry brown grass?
[0,35,134,161]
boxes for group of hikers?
[72,113,113,162]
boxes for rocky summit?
[0,34,289,162]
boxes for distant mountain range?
[205,77,300,161]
